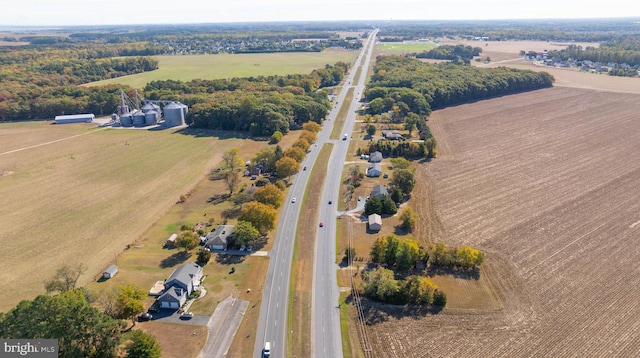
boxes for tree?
[196,249,211,266]
[117,284,146,326]
[252,147,277,172]
[399,206,418,231]
[404,112,420,136]
[292,138,310,152]
[343,246,356,265]
[176,231,200,252]
[275,156,300,179]
[391,168,416,194]
[433,289,447,306]
[425,137,437,158]
[234,220,260,246]
[0,290,125,358]
[223,148,244,172]
[390,157,411,169]
[44,263,87,294]
[239,201,277,235]
[299,130,317,144]
[364,196,382,215]
[254,184,284,208]
[270,131,283,144]
[366,124,376,137]
[381,196,397,215]
[302,121,322,132]
[284,146,306,163]
[125,330,162,358]
[395,239,420,271]
[390,186,403,204]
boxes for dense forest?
[147,62,349,135]
[415,44,482,61]
[365,56,554,113]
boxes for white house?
[368,214,382,232]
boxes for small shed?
[368,214,382,232]
[164,233,178,248]
[102,265,118,279]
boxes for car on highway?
[137,313,152,322]
[328,200,332,204]
[319,222,324,227]
[292,197,296,203]
[180,311,193,319]
[303,166,307,171]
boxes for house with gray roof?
[157,262,203,309]
[205,224,235,250]
[369,151,383,163]
[371,184,388,199]
[366,163,382,177]
[368,214,382,232]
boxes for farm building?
[164,233,178,248]
[102,265,118,279]
[54,113,95,124]
[368,214,382,232]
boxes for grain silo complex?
[109,89,188,128]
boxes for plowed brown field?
[366,86,640,357]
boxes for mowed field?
[0,122,253,311]
[86,49,359,88]
[365,85,640,357]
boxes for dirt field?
[364,86,640,357]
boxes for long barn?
[54,113,94,124]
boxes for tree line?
[415,44,482,61]
[367,55,554,111]
[547,41,640,68]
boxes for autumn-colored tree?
[425,137,437,158]
[299,130,317,144]
[284,146,306,163]
[116,284,146,326]
[292,138,310,152]
[270,131,283,144]
[302,121,322,132]
[176,231,200,252]
[276,156,300,179]
[399,206,418,231]
[390,157,411,169]
[222,148,244,194]
[239,201,277,235]
[404,112,420,136]
[254,184,284,208]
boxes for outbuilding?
[54,113,95,124]
[102,265,118,279]
[369,151,383,163]
[368,214,382,232]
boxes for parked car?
[138,313,152,322]
[180,311,193,319]
[240,245,246,252]
[247,245,253,252]
[147,306,160,314]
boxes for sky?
[0,0,638,27]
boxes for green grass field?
[0,121,262,311]
[377,42,438,53]
[86,49,360,88]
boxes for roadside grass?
[330,87,355,140]
[85,49,360,88]
[288,142,332,358]
[135,322,208,358]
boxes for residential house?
[369,151,383,163]
[157,263,203,309]
[205,225,235,251]
[370,184,388,199]
[368,214,382,232]
[382,130,402,140]
[366,163,382,177]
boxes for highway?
[254,29,378,358]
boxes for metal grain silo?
[141,102,155,113]
[144,110,158,126]
[163,102,185,127]
[120,112,133,127]
[132,110,146,127]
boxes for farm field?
[0,122,260,312]
[85,49,360,88]
[364,86,640,357]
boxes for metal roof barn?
[54,113,94,124]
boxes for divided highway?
[254,29,378,358]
